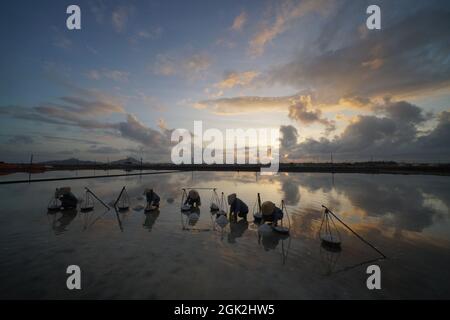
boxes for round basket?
[272,225,289,234]
[47,205,61,212]
[210,203,219,211]
[181,204,191,212]
[253,212,262,223]
[320,234,341,248]
[80,205,94,213]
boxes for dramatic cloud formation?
[287,95,336,133]
[3,1,450,163]
[280,100,450,161]
[0,90,173,160]
[113,114,170,155]
[280,125,299,149]
[196,93,336,131]
[270,10,450,104]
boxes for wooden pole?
[321,205,386,258]
[257,193,262,211]
[114,186,126,208]
[85,187,110,210]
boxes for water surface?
[0,171,449,299]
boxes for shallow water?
[0,170,449,299]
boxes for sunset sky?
[1,0,449,163]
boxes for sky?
[0,0,449,163]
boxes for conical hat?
[188,189,199,200]
[261,201,275,216]
[227,193,236,205]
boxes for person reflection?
[258,232,289,251]
[52,209,77,235]
[143,210,160,232]
[227,219,248,244]
[187,207,200,226]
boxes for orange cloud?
[231,11,247,31]
[214,70,259,90]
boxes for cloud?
[157,118,167,130]
[270,10,450,104]
[153,53,212,79]
[112,6,133,33]
[0,89,124,129]
[86,69,130,82]
[6,135,34,145]
[130,27,163,44]
[416,111,450,151]
[196,92,336,131]
[113,114,171,155]
[52,27,72,50]
[89,0,107,24]
[280,125,298,149]
[280,100,450,162]
[195,94,296,114]
[153,54,177,76]
[215,38,236,49]
[249,0,332,56]
[374,99,430,124]
[183,53,212,75]
[0,97,173,161]
[231,11,247,31]
[88,145,121,154]
[214,70,259,90]
[287,95,336,132]
[338,96,374,109]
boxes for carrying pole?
[85,187,110,210]
[321,205,386,258]
[114,186,126,208]
[257,193,262,212]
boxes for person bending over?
[227,193,249,222]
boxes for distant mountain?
[110,157,141,165]
[40,158,100,165]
